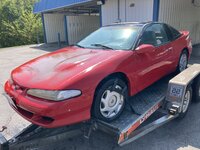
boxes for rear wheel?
[178,86,192,119]
[176,50,188,73]
[93,78,128,122]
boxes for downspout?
[125,0,127,22]
[99,5,102,27]
[153,0,160,21]
[64,15,69,45]
[117,0,121,22]
[41,13,47,43]
[99,0,104,27]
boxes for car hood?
[11,46,129,89]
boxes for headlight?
[27,89,81,101]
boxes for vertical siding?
[44,14,65,43]
[44,14,100,44]
[125,0,154,22]
[102,0,154,26]
[102,0,119,26]
[159,0,200,44]
[67,15,100,45]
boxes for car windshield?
[77,25,141,50]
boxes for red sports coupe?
[4,22,192,128]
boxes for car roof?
[104,21,161,28]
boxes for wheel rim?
[100,85,124,118]
[179,53,187,72]
[182,90,191,113]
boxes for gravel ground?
[0,44,200,150]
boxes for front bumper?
[4,81,92,128]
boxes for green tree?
[0,0,43,48]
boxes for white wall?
[159,0,200,44]
[44,14,66,43]
[44,14,100,44]
[67,15,100,45]
[125,0,154,22]
[102,0,154,26]
[101,0,118,26]
[43,0,200,45]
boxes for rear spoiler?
[180,31,190,38]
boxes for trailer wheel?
[193,76,200,103]
[93,78,127,122]
[178,86,192,119]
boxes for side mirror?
[136,44,155,53]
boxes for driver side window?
[139,24,169,47]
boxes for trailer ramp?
[97,77,171,145]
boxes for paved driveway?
[0,45,52,139]
[0,45,200,150]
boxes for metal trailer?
[1,64,200,150]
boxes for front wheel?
[92,78,128,122]
[176,50,188,73]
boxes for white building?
[34,0,200,45]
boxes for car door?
[152,24,174,76]
[134,24,172,92]
[164,24,183,68]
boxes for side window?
[163,24,173,40]
[169,25,181,40]
[140,24,169,47]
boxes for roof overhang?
[33,0,102,14]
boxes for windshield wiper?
[73,44,85,48]
[91,44,113,50]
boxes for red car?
[4,22,192,128]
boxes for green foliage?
[0,0,43,48]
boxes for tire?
[176,50,188,73]
[193,76,200,103]
[92,78,128,122]
[178,86,192,119]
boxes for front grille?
[17,106,54,124]
[17,106,34,118]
